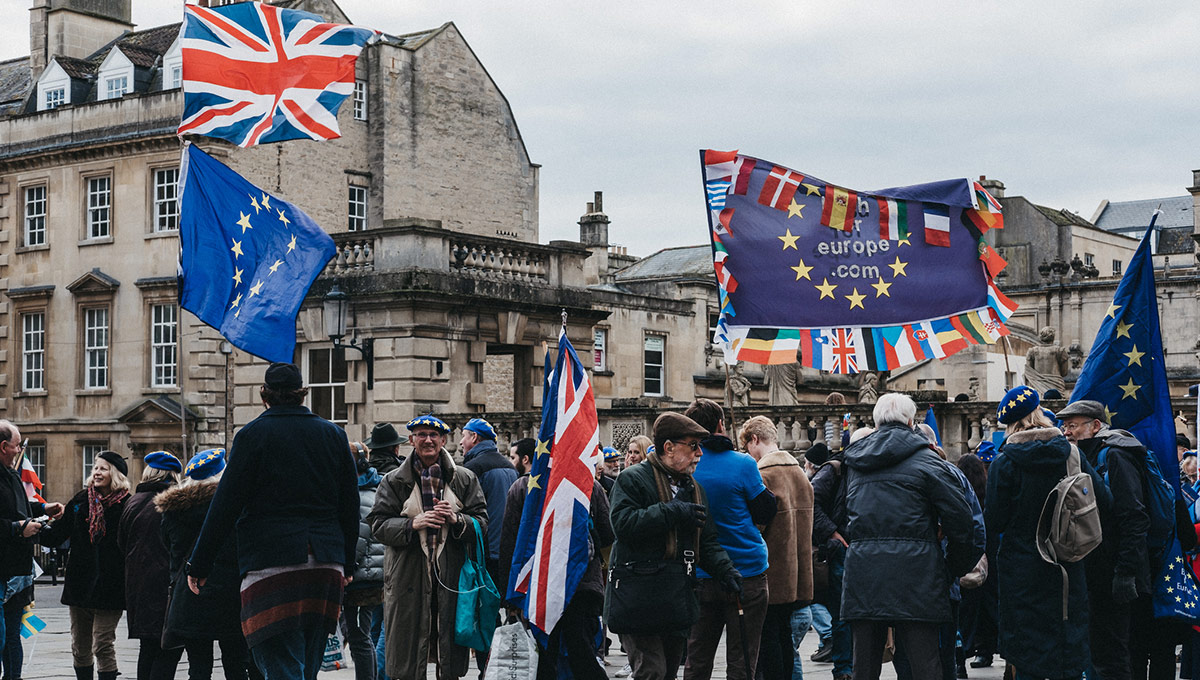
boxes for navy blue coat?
[461,439,516,561]
[187,405,359,578]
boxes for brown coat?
[757,450,814,605]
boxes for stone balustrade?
[449,236,550,283]
[327,233,375,274]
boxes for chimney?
[32,0,132,81]
[578,191,610,247]
[978,175,1005,199]
[29,0,49,82]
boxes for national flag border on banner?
[701,149,1017,374]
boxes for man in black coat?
[364,422,406,475]
[0,420,63,583]
[809,441,853,679]
[841,393,978,680]
[1059,400,1151,680]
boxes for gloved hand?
[664,499,707,529]
[719,569,743,595]
[1112,574,1138,604]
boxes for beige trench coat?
[758,449,815,604]
[366,449,488,680]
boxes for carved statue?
[727,362,752,407]
[1024,326,1070,396]
[1068,342,1084,370]
[857,371,880,404]
[765,362,801,406]
[968,376,981,401]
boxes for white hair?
[873,393,917,427]
[849,426,875,444]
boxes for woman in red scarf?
[41,450,132,680]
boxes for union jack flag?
[830,327,858,374]
[179,2,375,147]
[508,331,601,638]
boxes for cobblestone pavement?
[23,584,1007,679]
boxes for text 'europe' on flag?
[179,1,375,147]
[508,330,601,638]
[178,144,337,364]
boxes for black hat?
[97,450,128,476]
[365,423,407,450]
[1179,433,1194,450]
[805,442,830,467]
[1055,400,1107,423]
[264,362,303,390]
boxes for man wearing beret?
[1058,400,1150,680]
[459,418,517,590]
[186,363,360,680]
[367,414,488,680]
[607,412,740,680]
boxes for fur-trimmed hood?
[154,480,219,514]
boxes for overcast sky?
[4,1,1199,256]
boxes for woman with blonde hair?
[42,451,133,680]
[984,387,1107,680]
[625,435,652,468]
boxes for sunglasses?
[667,440,701,451]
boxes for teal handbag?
[453,516,501,651]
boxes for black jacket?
[368,449,404,476]
[117,480,174,639]
[41,487,129,610]
[1078,428,1152,596]
[188,405,359,578]
[810,456,847,550]
[985,427,1109,678]
[156,479,242,645]
[462,440,517,561]
[840,423,979,623]
[0,464,48,580]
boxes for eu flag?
[178,145,336,363]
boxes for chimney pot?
[594,191,603,213]
[586,202,594,214]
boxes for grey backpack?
[1035,443,1103,619]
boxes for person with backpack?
[986,387,1108,680]
[1057,400,1152,680]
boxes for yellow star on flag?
[1106,304,1121,319]
[277,209,290,228]
[232,267,244,286]
[230,238,244,258]
[888,257,908,277]
[1124,345,1144,367]
[287,235,298,253]
[897,236,912,247]
[534,439,550,458]
[1119,378,1140,400]
[1115,321,1132,339]
[815,278,838,300]
[249,280,264,298]
[249,195,261,213]
[787,200,806,219]
[845,288,866,310]
[237,212,253,234]
[229,292,242,309]
[870,277,891,297]
[790,259,813,281]
[268,259,283,275]
[1103,405,1117,423]
[778,229,800,250]
[261,193,272,211]
[801,183,822,196]
[527,473,542,491]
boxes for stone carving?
[728,362,752,407]
[765,362,801,406]
[1068,342,1084,369]
[968,376,981,401]
[610,421,644,452]
[857,371,880,404]
[1023,326,1070,395]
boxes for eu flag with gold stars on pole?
[178,144,337,363]
[1069,212,1199,621]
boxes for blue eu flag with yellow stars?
[178,145,337,363]
[1070,212,1199,621]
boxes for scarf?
[646,449,700,560]
[413,455,444,552]
[87,485,129,544]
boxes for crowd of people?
[0,362,1197,680]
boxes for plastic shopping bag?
[482,621,539,680]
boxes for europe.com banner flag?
[701,150,1016,372]
[178,144,337,363]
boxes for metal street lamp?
[323,285,374,389]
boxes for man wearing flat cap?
[607,412,740,680]
[186,363,359,679]
[364,423,407,475]
[367,414,488,680]
[1057,399,1150,680]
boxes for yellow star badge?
[1015,392,1027,402]
[870,277,891,298]
[277,209,290,228]
[237,212,253,234]
[260,193,272,211]
[790,259,813,281]
[248,280,264,298]
[230,238,244,258]
[268,259,283,275]
[888,256,908,277]
[815,278,838,300]
[249,195,261,214]
[778,229,800,250]
[845,288,866,310]
[287,235,297,253]
[1119,378,1141,401]
[232,267,244,286]
[1123,344,1144,367]
[787,200,806,219]
[801,183,822,196]
[1106,304,1121,319]
[1008,399,1017,409]
[1115,321,1132,339]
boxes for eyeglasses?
[667,440,701,451]
[411,432,443,440]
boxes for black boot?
[811,637,833,662]
[97,672,117,680]
[956,646,968,678]
[970,654,993,668]
[73,667,93,680]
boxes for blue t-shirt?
[694,445,769,578]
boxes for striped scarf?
[414,457,443,551]
[646,450,701,560]
[87,485,128,544]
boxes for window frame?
[643,334,666,397]
[306,346,349,425]
[83,306,110,390]
[353,79,367,121]
[85,174,112,240]
[1112,259,1122,276]
[347,184,368,232]
[152,166,181,233]
[150,303,179,388]
[43,87,66,109]
[21,311,46,393]
[104,75,128,100]
[81,442,107,484]
[23,184,47,248]
[593,328,608,373]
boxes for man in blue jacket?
[459,417,517,591]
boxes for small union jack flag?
[830,328,858,374]
[179,2,375,147]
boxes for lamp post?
[323,285,374,389]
